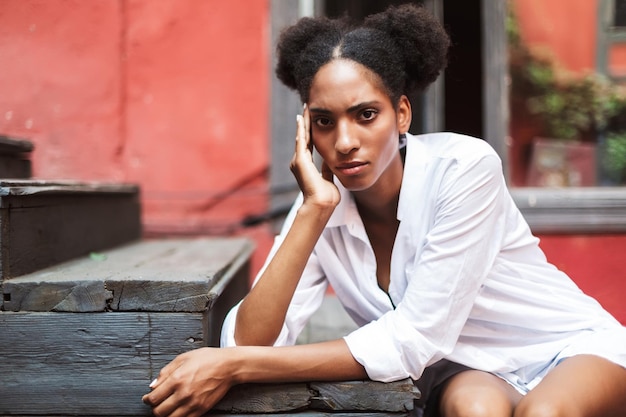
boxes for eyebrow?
[309,101,381,115]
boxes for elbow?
[233,310,282,347]
[233,330,278,347]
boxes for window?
[614,0,626,27]
[505,0,626,232]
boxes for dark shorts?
[413,359,474,417]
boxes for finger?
[149,354,184,391]
[148,390,183,417]
[142,379,175,410]
[303,103,313,153]
[142,354,186,406]
[295,113,305,154]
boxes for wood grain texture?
[0,181,141,281]
[210,413,410,417]
[0,311,417,416]
[213,383,313,413]
[310,380,419,412]
[211,379,419,414]
[2,237,254,312]
[0,311,204,416]
[0,179,138,196]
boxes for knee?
[450,399,499,417]
[514,397,577,417]
[439,371,518,417]
[442,389,511,417]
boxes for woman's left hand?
[142,347,235,417]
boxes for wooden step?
[211,378,420,416]
[0,180,141,281]
[0,237,253,416]
[0,135,33,179]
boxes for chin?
[337,176,374,193]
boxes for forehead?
[308,59,390,107]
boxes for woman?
[143,5,626,417]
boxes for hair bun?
[276,17,343,91]
[364,4,449,93]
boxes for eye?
[314,117,333,128]
[360,109,378,121]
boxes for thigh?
[438,370,522,417]
[515,354,626,417]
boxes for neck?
[353,155,403,224]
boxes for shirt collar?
[397,133,428,221]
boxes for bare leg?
[514,354,626,417]
[439,370,522,417]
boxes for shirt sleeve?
[344,152,508,382]
[220,194,329,347]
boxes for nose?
[335,120,359,154]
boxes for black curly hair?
[275,4,450,106]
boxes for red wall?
[513,0,597,73]
[539,235,626,324]
[0,0,274,275]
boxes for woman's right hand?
[290,104,340,210]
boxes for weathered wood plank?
[0,179,137,197]
[0,181,141,280]
[210,380,419,414]
[2,237,254,312]
[0,135,34,154]
[0,155,31,179]
[0,312,417,416]
[310,380,419,412]
[212,383,313,413]
[3,280,113,312]
[0,311,205,416]
[209,413,413,417]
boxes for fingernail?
[303,103,307,110]
[149,378,158,388]
[296,114,302,123]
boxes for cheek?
[311,134,331,157]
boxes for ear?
[396,95,412,135]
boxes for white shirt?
[221,132,624,391]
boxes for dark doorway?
[443,0,483,138]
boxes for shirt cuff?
[343,319,412,382]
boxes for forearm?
[235,203,334,346]
[230,338,368,384]
[142,338,368,416]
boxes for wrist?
[297,199,337,221]
[228,346,267,385]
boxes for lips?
[336,161,368,176]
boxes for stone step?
[0,179,141,281]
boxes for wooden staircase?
[0,137,253,416]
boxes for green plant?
[602,132,626,183]
[508,4,626,142]
[525,71,623,141]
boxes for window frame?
[597,0,626,82]
[485,0,626,233]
